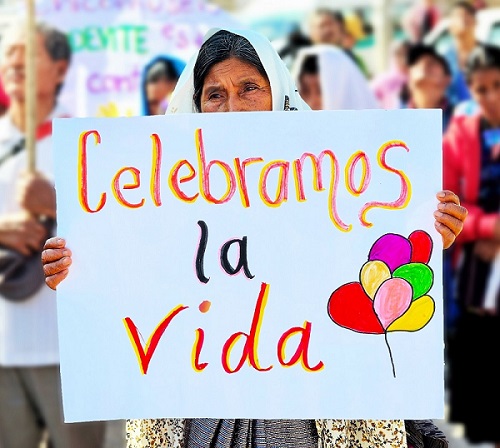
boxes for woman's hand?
[434,190,468,249]
[41,237,72,290]
[0,211,47,256]
[17,171,56,219]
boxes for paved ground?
[104,419,126,448]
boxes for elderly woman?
[42,29,466,448]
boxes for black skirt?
[447,311,500,444]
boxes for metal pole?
[372,0,392,76]
[25,0,36,172]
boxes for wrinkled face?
[469,67,500,125]
[200,57,272,112]
[0,30,67,103]
[408,55,450,95]
[309,13,343,46]
[299,73,322,110]
[146,78,176,115]
[449,6,476,39]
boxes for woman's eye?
[208,93,222,100]
[476,86,487,96]
[243,84,258,92]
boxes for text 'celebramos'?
[78,128,412,232]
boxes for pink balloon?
[369,233,411,272]
[373,278,412,330]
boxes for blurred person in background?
[443,42,500,448]
[277,26,313,70]
[439,1,477,106]
[472,0,488,10]
[0,20,106,448]
[292,45,379,110]
[307,8,370,79]
[402,43,460,347]
[404,43,454,130]
[141,55,185,116]
[370,39,411,109]
[401,0,442,43]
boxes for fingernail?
[62,257,71,265]
[434,211,443,218]
[438,203,445,210]
[62,250,70,256]
[437,191,446,198]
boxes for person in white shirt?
[0,20,106,448]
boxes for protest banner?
[33,0,241,117]
[53,109,444,422]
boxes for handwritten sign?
[53,109,444,422]
[33,0,241,116]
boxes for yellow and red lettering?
[169,159,199,203]
[150,134,162,206]
[359,140,412,227]
[78,130,106,213]
[123,304,188,375]
[112,167,145,208]
[277,321,324,372]
[221,282,273,374]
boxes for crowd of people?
[0,0,497,447]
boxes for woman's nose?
[227,94,247,112]
[7,49,25,67]
[486,88,500,105]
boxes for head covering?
[140,55,186,115]
[292,44,380,110]
[166,28,310,114]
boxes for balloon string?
[385,332,396,378]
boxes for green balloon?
[393,262,433,300]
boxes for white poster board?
[53,109,444,422]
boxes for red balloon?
[408,230,433,264]
[328,282,384,334]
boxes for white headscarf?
[166,28,310,114]
[292,45,380,110]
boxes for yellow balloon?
[388,295,435,332]
[360,260,391,299]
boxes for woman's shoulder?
[446,112,481,138]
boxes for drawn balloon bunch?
[327,230,436,376]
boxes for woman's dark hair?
[300,55,319,77]
[146,59,179,84]
[450,0,476,17]
[38,21,71,98]
[313,8,345,27]
[465,43,500,83]
[192,30,269,112]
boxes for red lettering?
[78,130,106,213]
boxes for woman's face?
[200,57,272,112]
[298,73,322,110]
[469,67,500,126]
[449,6,476,39]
